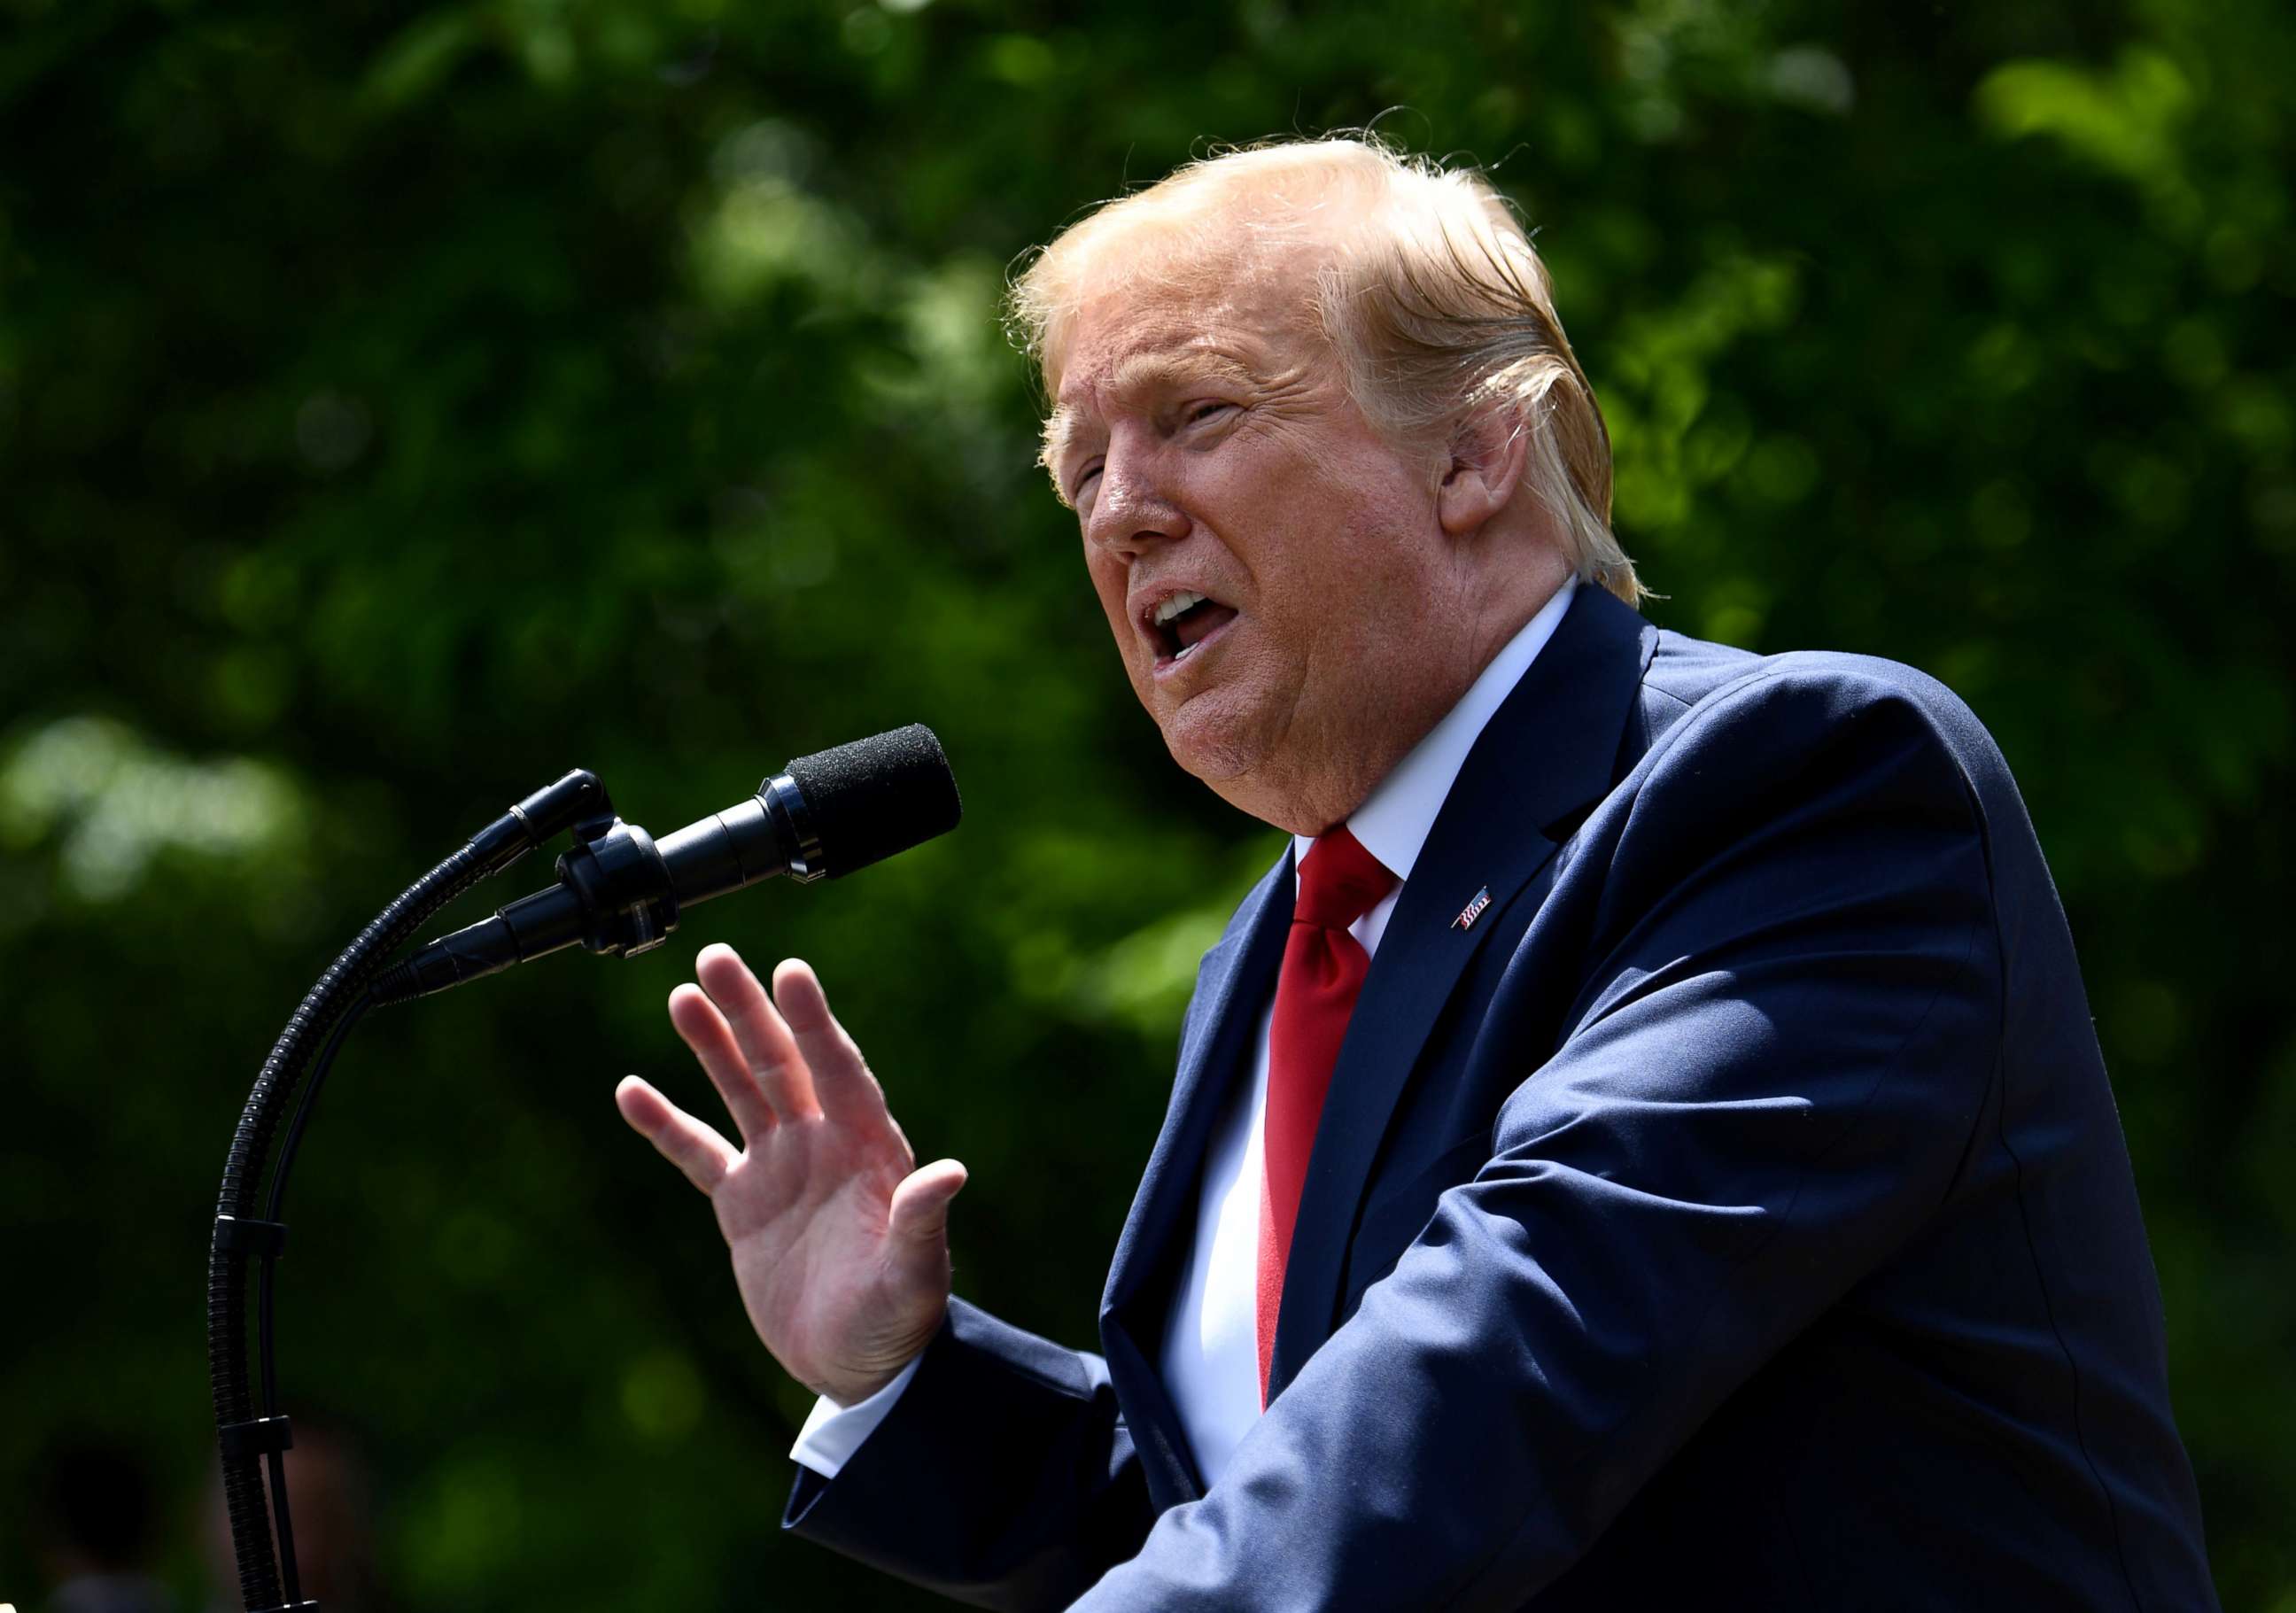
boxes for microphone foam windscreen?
[786,724,962,878]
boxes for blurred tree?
[2,0,2288,1606]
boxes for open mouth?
[1147,590,1240,670]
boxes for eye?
[1071,461,1103,503]
[1186,401,1236,427]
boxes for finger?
[615,1075,738,1197]
[667,981,779,1143]
[694,943,820,1121]
[888,1158,967,1251]
[770,958,891,1128]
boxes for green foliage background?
[3,0,2289,1606]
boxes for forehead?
[1056,328,1262,410]
[1045,253,1323,446]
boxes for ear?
[1436,403,1530,539]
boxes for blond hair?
[1005,136,1641,606]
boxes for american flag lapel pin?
[1452,885,1493,931]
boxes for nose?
[1083,436,1189,558]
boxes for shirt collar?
[1292,576,1578,883]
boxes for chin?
[1154,691,1268,788]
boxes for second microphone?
[372,725,959,1004]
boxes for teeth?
[1173,640,1199,663]
[1154,590,1206,627]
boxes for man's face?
[1045,250,1476,830]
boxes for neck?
[1217,551,1572,837]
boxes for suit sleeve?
[781,1298,1158,1609]
[1072,667,2005,1609]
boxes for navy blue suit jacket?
[787,586,2216,1609]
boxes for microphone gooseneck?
[369,724,960,1004]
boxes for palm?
[718,1107,925,1390]
[615,945,966,1406]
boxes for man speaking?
[611,137,2216,1609]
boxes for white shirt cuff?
[787,1355,924,1479]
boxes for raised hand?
[615,943,966,1407]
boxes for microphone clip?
[554,810,679,960]
[372,768,688,1004]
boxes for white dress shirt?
[793,578,1578,1483]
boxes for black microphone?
[371,725,959,1004]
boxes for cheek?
[1083,546,1136,647]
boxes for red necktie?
[1257,826,1397,1403]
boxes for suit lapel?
[1098,847,1293,1502]
[1268,585,1658,1395]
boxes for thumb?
[888,1158,967,1248]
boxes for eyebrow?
[1041,350,1262,479]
